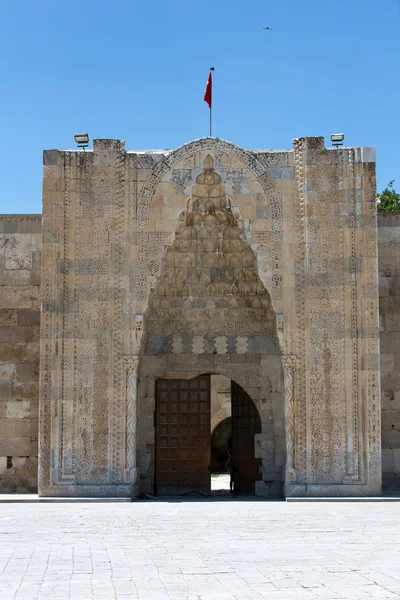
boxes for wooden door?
[156,375,211,495]
[231,381,262,495]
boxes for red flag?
[204,71,212,109]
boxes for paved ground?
[1,500,400,599]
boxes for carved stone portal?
[37,136,381,499]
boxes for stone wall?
[378,211,400,489]
[0,216,41,492]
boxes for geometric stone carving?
[282,355,297,484]
[144,155,277,356]
[136,137,281,308]
[124,356,139,485]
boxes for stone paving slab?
[0,495,131,503]
[286,497,400,502]
[1,501,400,599]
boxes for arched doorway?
[137,151,285,498]
[155,374,263,496]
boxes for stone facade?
[0,135,390,497]
[378,212,400,489]
[35,136,381,498]
[0,216,41,492]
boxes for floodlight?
[331,133,344,146]
[74,133,89,148]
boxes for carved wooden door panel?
[231,381,262,495]
[156,375,211,496]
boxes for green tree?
[377,180,400,212]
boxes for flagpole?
[209,67,214,137]
[204,67,214,137]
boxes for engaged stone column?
[282,356,297,483]
[125,357,139,484]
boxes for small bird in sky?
[263,27,272,30]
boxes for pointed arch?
[135,137,282,308]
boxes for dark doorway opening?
[210,418,232,496]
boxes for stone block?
[30,441,38,456]
[0,344,27,363]
[255,480,283,498]
[6,399,30,419]
[382,429,400,449]
[12,382,39,401]
[5,252,32,270]
[360,146,376,163]
[30,399,39,419]
[0,270,31,286]
[0,438,30,455]
[30,418,38,440]
[393,449,400,473]
[0,381,12,400]
[0,286,39,309]
[16,363,39,382]
[43,150,61,166]
[254,433,275,467]
[389,277,400,295]
[0,309,18,326]
[17,218,41,234]
[0,418,30,438]
[2,219,18,233]
[29,271,41,285]
[0,327,26,343]
[0,364,16,381]
[25,342,40,363]
[17,309,40,327]
[381,409,400,431]
[0,456,7,474]
[381,448,394,472]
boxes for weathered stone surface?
[0,216,41,493]
[16,364,39,382]
[0,286,38,309]
[17,309,40,327]
[0,344,27,363]
[0,438,30,455]
[0,309,17,326]
[0,364,16,382]
[379,211,400,489]
[0,381,12,400]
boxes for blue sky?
[0,0,399,213]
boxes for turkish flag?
[204,71,212,108]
